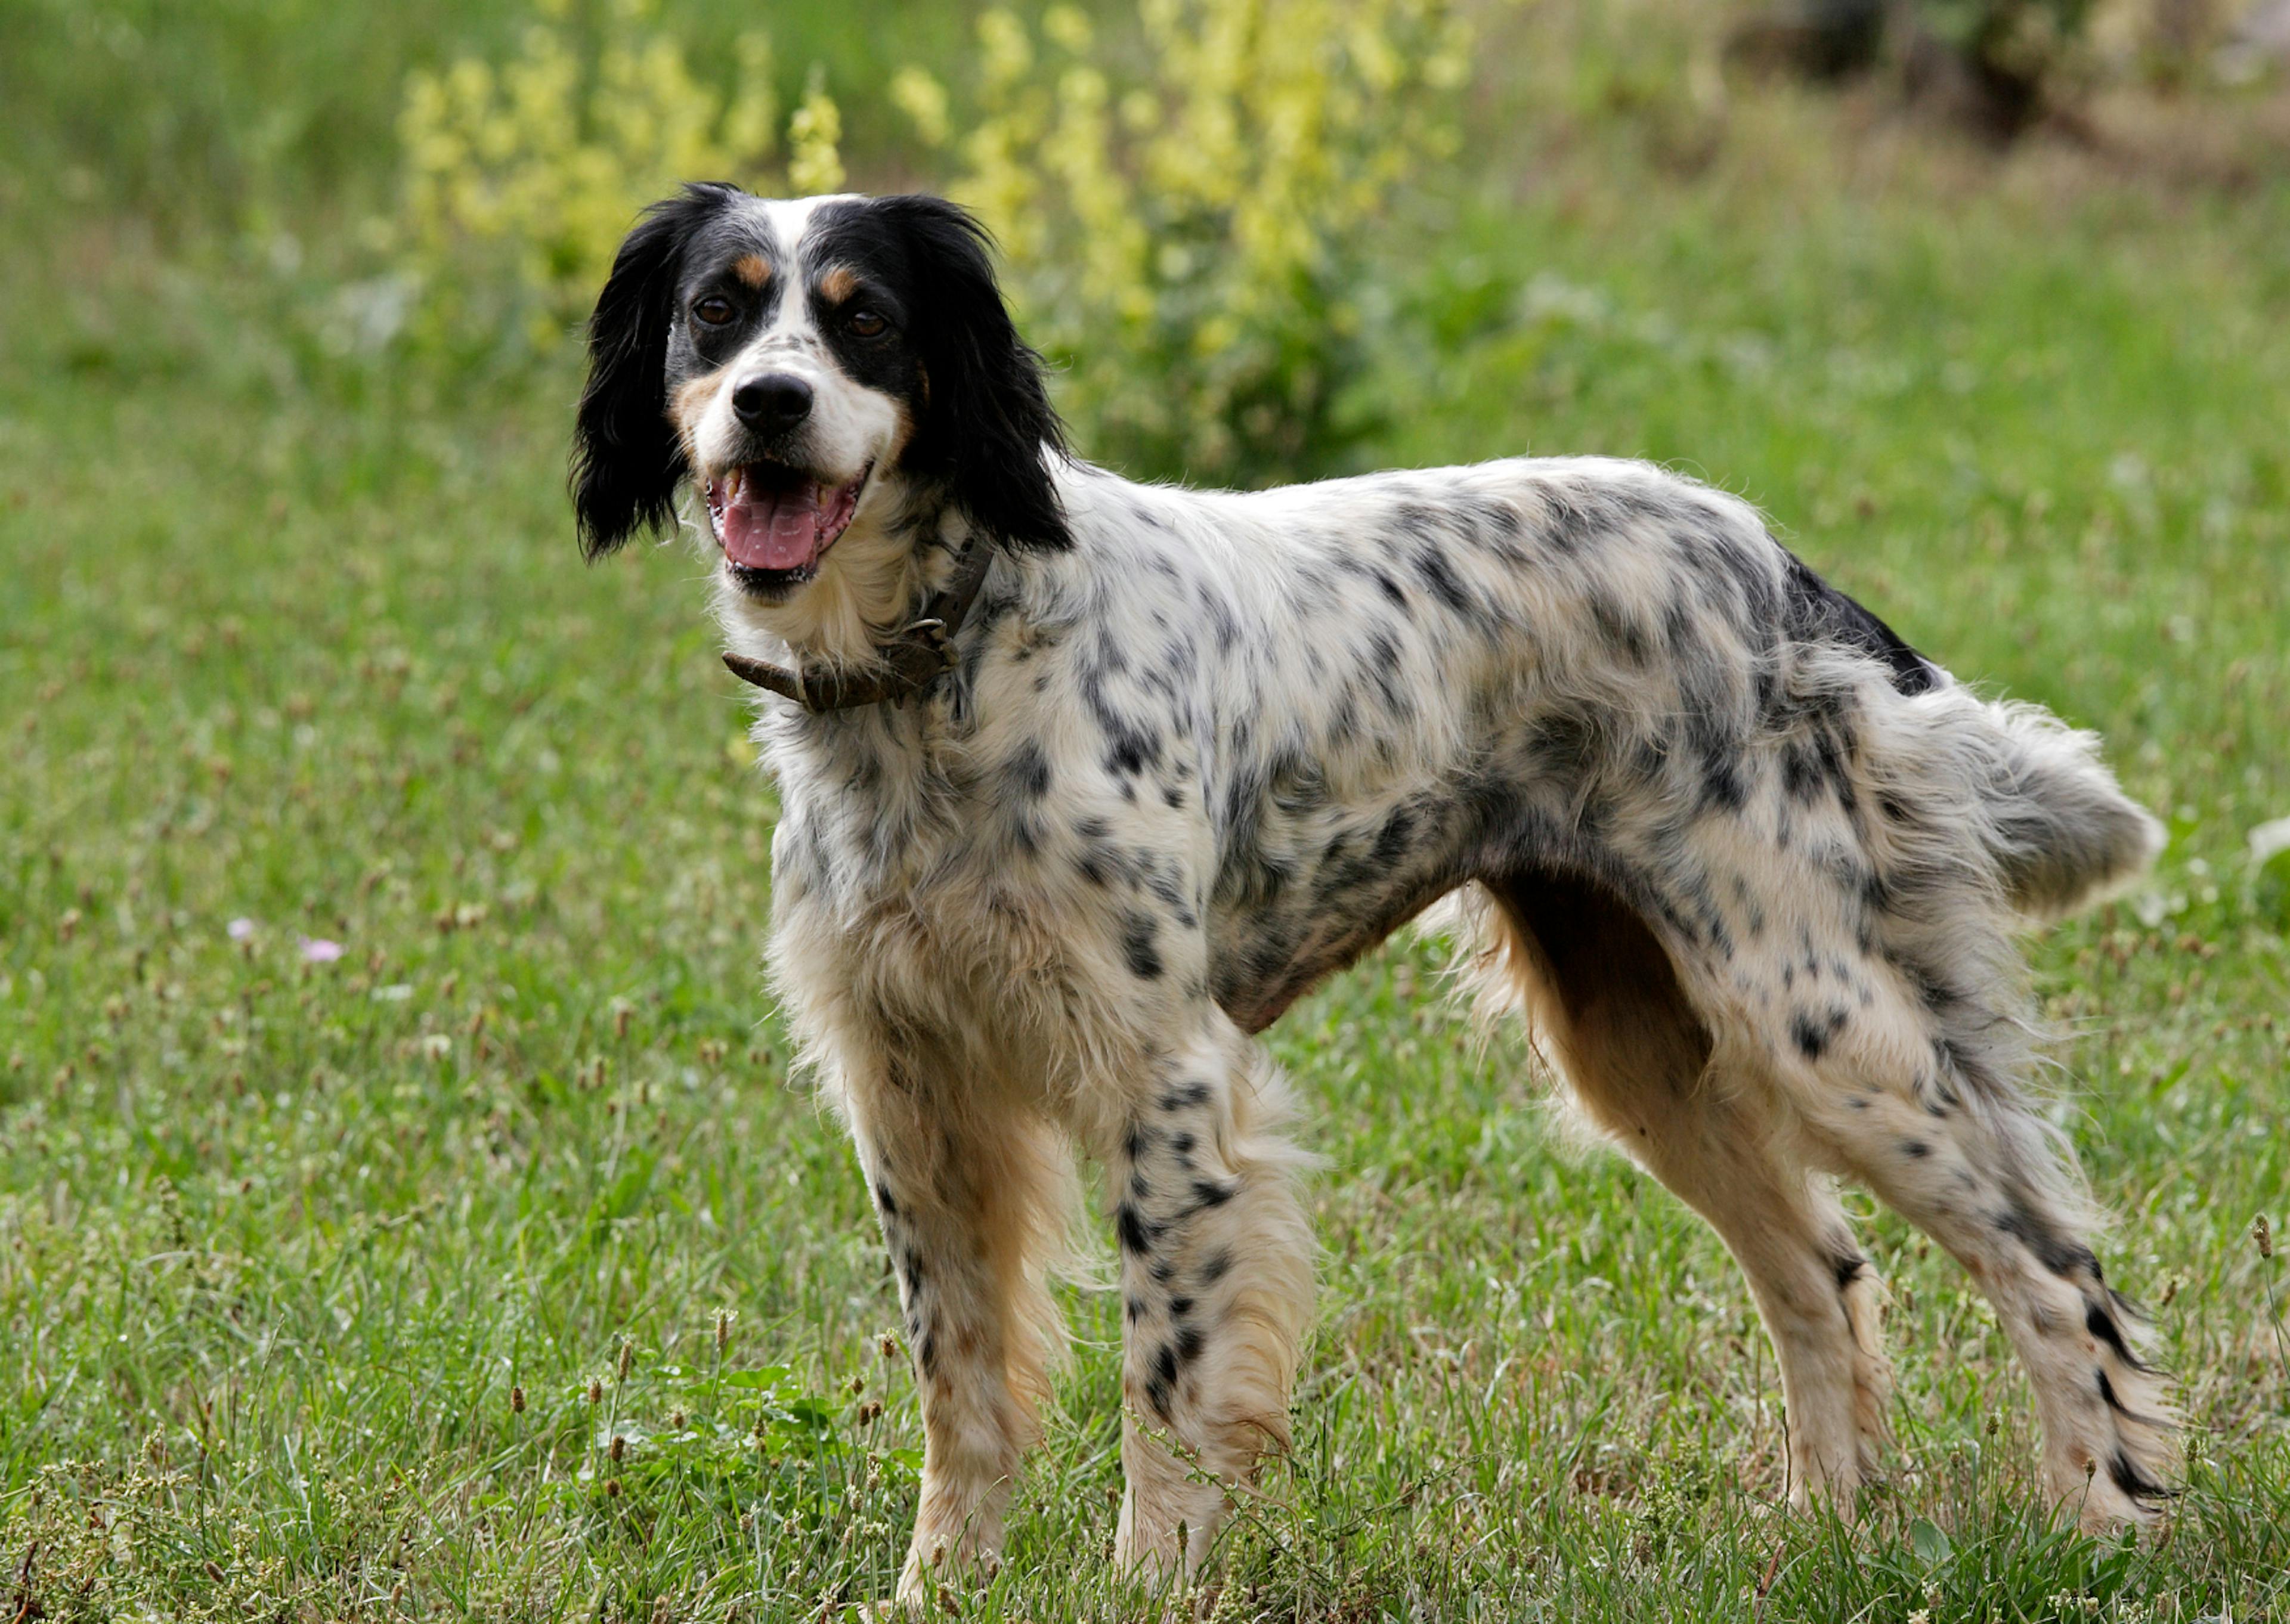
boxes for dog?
[571,184,2175,1603]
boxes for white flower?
[2249,814,2290,864]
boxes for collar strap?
[721,539,996,712]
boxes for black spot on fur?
[1189,1179,1235,1210]
[1781,742,1826,805]
[1833,1254,1867,1291]
[1411,545,1472,615]
[2108,1449,2172,1503]
[1200,1248,1233,1284]
[1700,758,1749,814]
[2086,1301,2137,1364]
[1793,1010,1846,1060]
[1902,1139,1930,1159]
[1121,912,1164,980]
[1005,740,1051,801]
[1587,593,1650,665]
[1106,725,1159,778]
[1780,550,1940,696]
[1146,1351,1177,1419]
[1174,1324,1205,1364]
[1116,1204,1151,1255]
[1997,1201,2102,1282]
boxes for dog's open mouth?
[705,460,870,575]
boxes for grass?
[4,62,2289,1624]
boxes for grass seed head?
[510,1385,525,1414]
[2257,1214,2274,1260]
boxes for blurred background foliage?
[395,0,844,350]
[895,0,1471,479]
[5,0,2285,485]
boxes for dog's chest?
[765,715,1143,1034]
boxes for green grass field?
[4,39,2289,1623]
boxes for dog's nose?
[731,372,813,433]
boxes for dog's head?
[572,187,1068,627]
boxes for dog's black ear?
[571,182,738,558]
[878,194,1072,551]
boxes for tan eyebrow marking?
[732,254,772,289]
[817,265,860,303]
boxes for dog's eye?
[692,296,735,327]
[846,308,887,337]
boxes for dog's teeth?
[724,469,742,502]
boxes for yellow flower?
[889,66,951,148]
[788,70,846,194]
[1044,4,1095,52]
[886,0,1462,476]
[722,33,780,163]
[398,0,1463,480]
[978,9,1033,88]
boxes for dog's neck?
[723,537,994,712]
[715,486,992,709]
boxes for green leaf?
[1908,1517,1952,1567]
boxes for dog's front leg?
[844,1064,1071,1610]
[1103,1014,1316,1586]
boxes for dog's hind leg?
[838,1047,1076,1608]
[1787,1005,2177,1532]
[1471,873,1895,1510]
[1099,1012,1316,1586]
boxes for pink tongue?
[721,481,824,571]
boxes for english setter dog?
[571,185,2174,1602]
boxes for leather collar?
[720,539,995,712]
